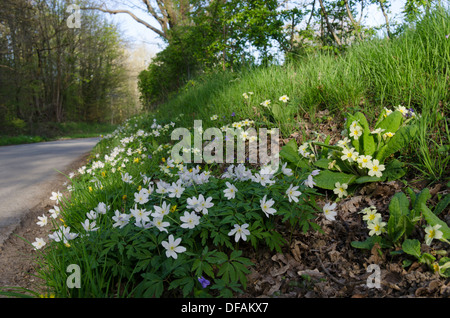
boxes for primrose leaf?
[421,203,450,240]
[313,170,356,190]
[402,239,421,259]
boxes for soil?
[0,152,92,297]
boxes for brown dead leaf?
[340,195,363,214]
[368,243,385,264]
[351,294,367,298]
[297,269,325,279]
[270,265,290,277]
[267,280,282,295]
[291,242,302,263]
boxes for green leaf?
[390,192,410,216]
[279,139,309,169]
[355,175,382,184]
[419,253,436,266]
[376,124,418,162]
[362,129,376,156]
[438,258,450,277]
[375,110,403,132]
[421,203,450,240]
[411,188,430,219]
[402,239,421,259]
[383,159,405,181]
[406,187,417,208]
[434,193,450,216]
[313,170,356,190]
[313,158,332,169]
[137,273,164,298]
[354,112,376,156]
[351,236,381,250]
[387,192,411,242]
[169,277,195,297]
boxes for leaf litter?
[240,179,450,298]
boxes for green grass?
[149,7,449,181]
[0,122,118,146]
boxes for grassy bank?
[150,8,449,181]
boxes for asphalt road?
[0,137,100,245]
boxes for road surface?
[0,137,100,245]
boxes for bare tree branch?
[344,0,362,40]
[318,0,342,47]
[378,0,391,39]
[80,6,167,39]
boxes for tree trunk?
[344,0,362,41]
[318,0,342,47]
[379,0,392,39]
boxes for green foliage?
[351,187,450,276]
[138,0,291,110]
[402,239,450,277]
[0,0,133,134]
[30,114,322,298]
[280,109,419,194]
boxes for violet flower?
[198,276,210,288]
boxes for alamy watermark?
[366,264,381,289]
[66,4,81,29]
[170,120,280,171]
[66,264,81,289]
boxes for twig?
[315,252,346,286]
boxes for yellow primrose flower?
[432,262,440,273]
[383,107,393,117]
[395,105,409,116]
[383,132,395,140]
[357,155,372,168]
[260,100,271,107]
[367,159,385,178]
[349,126,363,140]
[350,120,359,130]
[424,224,443,246]
[367,217,386,236]
[279,95,289,103]
[362,210,381,223]
[341,147,358,162]
[333,182,348,198]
